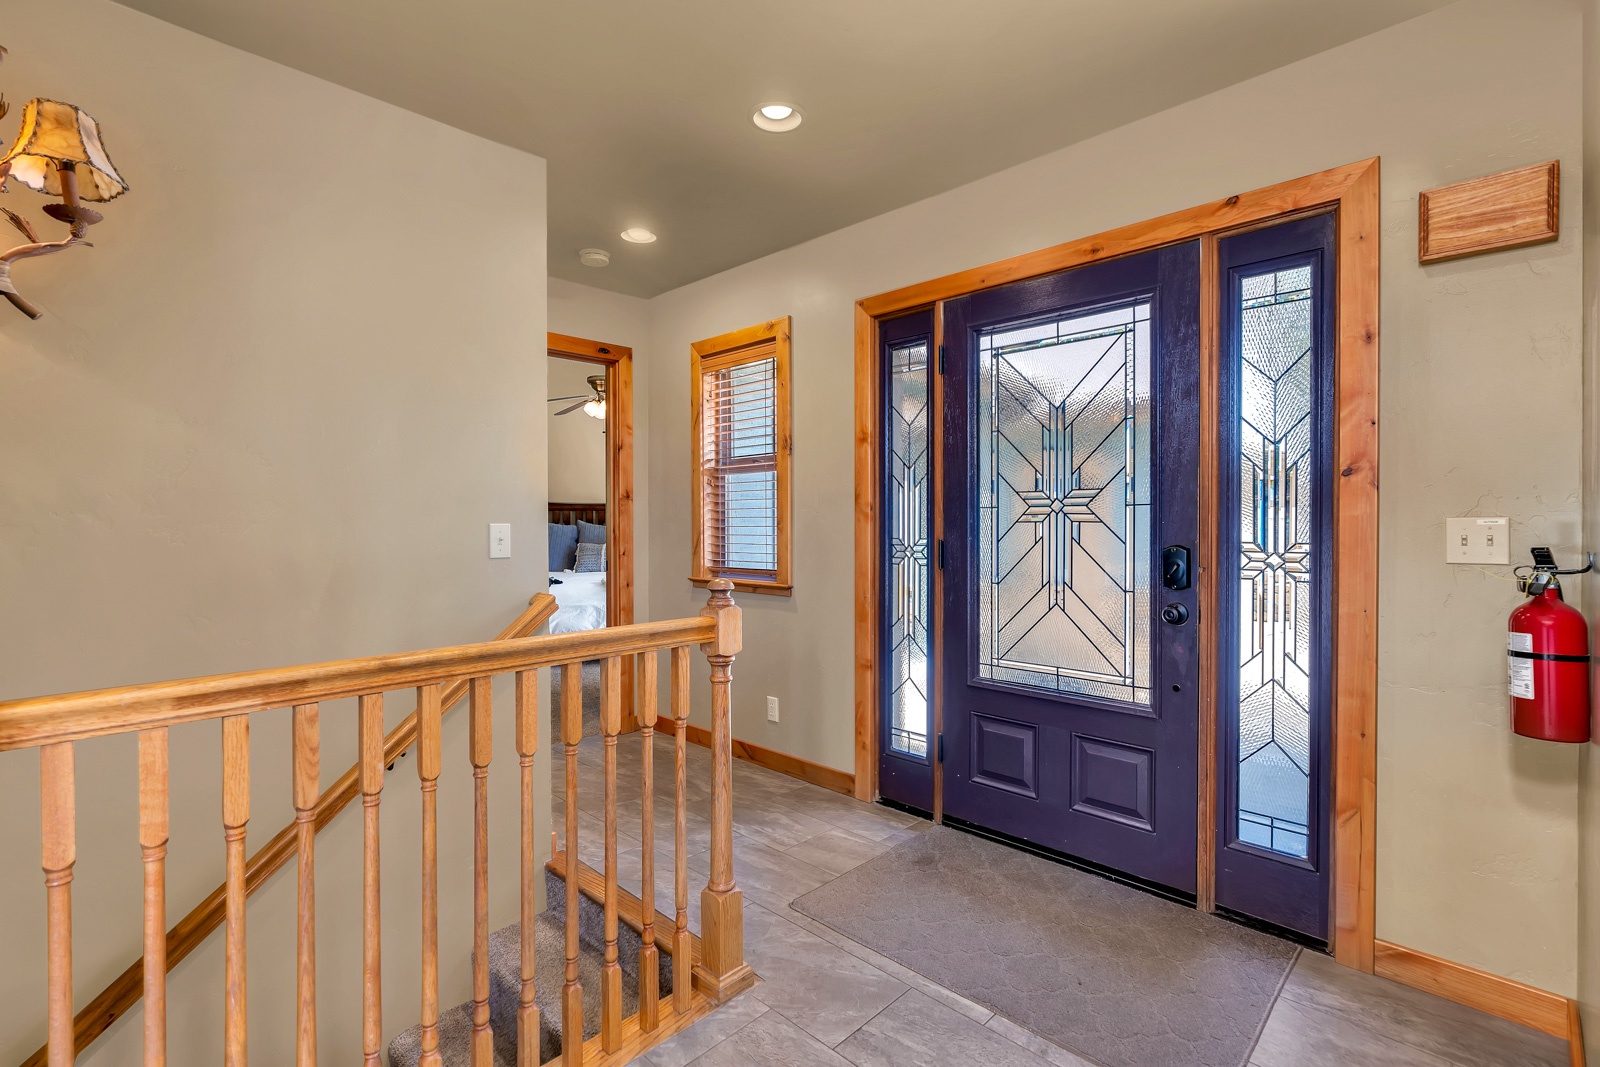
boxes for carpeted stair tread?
[388,869,673,1066]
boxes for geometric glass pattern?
[976,302,1152,706]
[887,340,931,758]
[1235,266,1314,858]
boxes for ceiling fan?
[549,374,607,419]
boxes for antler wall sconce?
[0,45,129,320]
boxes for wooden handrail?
[18,593,559,1067]
[0,607,710,750]
[13,582,754,1067]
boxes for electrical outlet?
[1445,516,1509,565]
[488,523,511,559]
[766,696,779,723]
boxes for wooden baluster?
[359,694,384,1067]
[600,657,623,1052]
[469,677,493,1067]
[694,581,754,1002]
[41,742,74,1067]
[292,705,319,1067]
[138,729,168,1067]
[222,716,250,1067]
[560,661,583,1067]
[416,683,444,1067]
[636,652,660,1032]
[670,646,692,1013]
[515,669,540,1067]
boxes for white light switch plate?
[1445,516,1509,565]
[488,523,511,559]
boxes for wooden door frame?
[852,158,1379,971]
[549,331,637,728]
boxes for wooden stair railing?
[15,592,560,1067]
[2,583,752,1067]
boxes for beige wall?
[547,356,608,503]
[644,0,1585,993]
[548,277,654,620]
[1580,0,1600,1054]
[0,2,549,1063]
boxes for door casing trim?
[851,157,1379,971]
[549,331,637,728]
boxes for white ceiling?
[115,0,1448,297]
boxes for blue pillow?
[548,523,578,571]
[577,519,607,545]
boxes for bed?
[548,568,607,634]
[548,502,608,633]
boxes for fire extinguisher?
[1507,547,1592,743]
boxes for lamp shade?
[1,99,128,202]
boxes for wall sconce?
[0,46,129,320]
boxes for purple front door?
[941,244,1202,894]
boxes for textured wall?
[548,277,654,622]
[643,0,1584,993]
[1579,0,1600,1053]
[0,2,549,1063]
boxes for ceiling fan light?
[583,399,606,420]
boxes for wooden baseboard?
[1568,998,1585,1067]
[1373,940,1572,1041]
[683,724,855,796]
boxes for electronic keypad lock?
[1162,545,1191,592]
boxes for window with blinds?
[690,318,792,594]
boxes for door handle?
[1162,545,1191,591]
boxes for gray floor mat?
[792,826,1297,1067]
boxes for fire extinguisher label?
[1508,632,1534,698]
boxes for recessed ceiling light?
[578,248,610,268]
[620,227,657,244]
[752,102,803,133]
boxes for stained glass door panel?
[879,309,936,812]
[941,244,1202,894]
[888,337,932,758]
[1235,266,1313,858]
[976,302,1152,708]
[1215,214,1334,942]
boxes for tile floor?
[556,732,1569,1067]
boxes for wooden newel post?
[694,579,756,1002]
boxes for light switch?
[1445,517,1509,565]
[488,523,511,559]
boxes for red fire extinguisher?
[1508,547,1591,743]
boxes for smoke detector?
[579,248,611,268]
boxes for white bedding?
[549,569,607,633]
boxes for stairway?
[388,868,675,1066]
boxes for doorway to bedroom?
[547,331,636,730]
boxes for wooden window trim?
[690,317,793,596]
[853,158,1379,974]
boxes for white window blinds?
[700,349,779,576]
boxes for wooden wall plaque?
[1418,160,1559,263]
